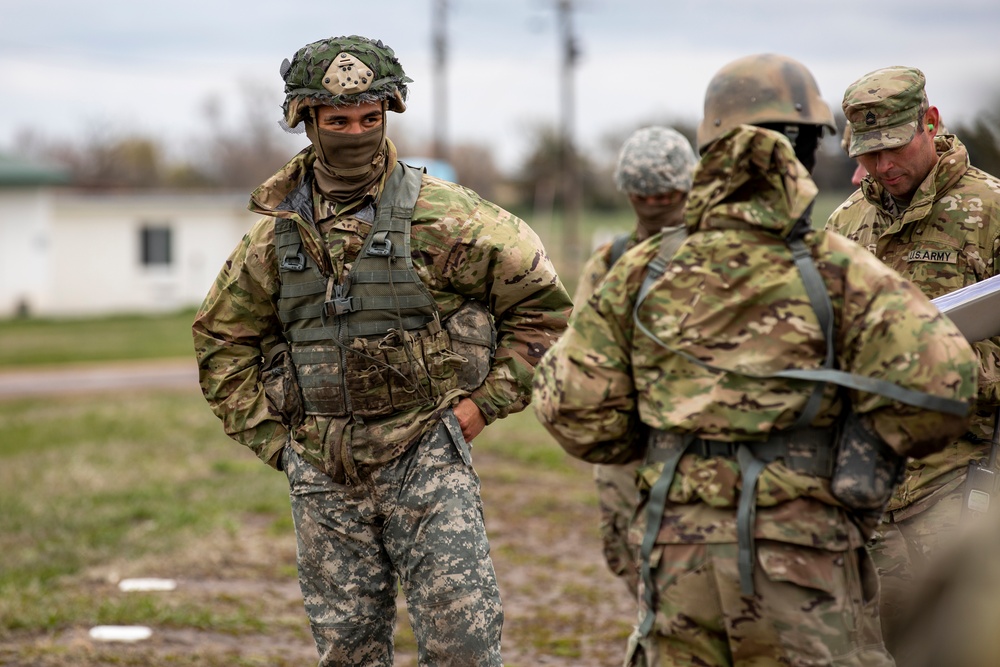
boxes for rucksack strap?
[608,232,632,268]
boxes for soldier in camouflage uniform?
[825,66,1000,655]
[575,126,697,596]
[532,53,978,666]
[192,35,572,667]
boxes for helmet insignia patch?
[865,111,877,126]
[322,52,375,96]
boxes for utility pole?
[555,0,581,266]
[432,0,449,163]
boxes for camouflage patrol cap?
[697,53,836,152]
[280,35,412,129]
[842,66,927,158]
[614,126,698,196]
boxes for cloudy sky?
[3,0,999,172]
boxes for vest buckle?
[280,251,306,272]
[326,296,356,316]
[368,230,393,257]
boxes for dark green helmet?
[280,35,412,130]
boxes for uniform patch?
[906,248,957,264]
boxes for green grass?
[0,387,628,665]
[0,308,197,367]
[0,391,291,635]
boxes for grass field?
[0,370,633,666]
[0,310,198,367]
[0,309,631,664]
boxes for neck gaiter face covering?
[306,115,388,203]
[631,199,687,240]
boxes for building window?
[140,226,172,266]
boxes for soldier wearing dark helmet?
[532,53,976,666]
[192,35,572,666]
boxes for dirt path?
[0,358,199,400]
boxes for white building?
[0,153,256,318]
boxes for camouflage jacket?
[827,134,1000,513]
[193,143,572,476]
[572,230,640,307]
[533,126,977,550]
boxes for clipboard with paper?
[931,273,1000,343]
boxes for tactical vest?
[272,162,493,419]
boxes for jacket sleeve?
[532,247,650,463]
[192,222,289,468]
[571,242,613,307]
[441,201,573,424]
[837,246,979,459]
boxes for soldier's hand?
[453,398,486,442]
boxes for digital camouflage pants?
[626,541,893,667]
[869,486,963,655]
[284,409,504,667]
[594,461,641,596]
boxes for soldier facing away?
[192,34,572,667]
[532,53,978,666]
[825,66,1000,656]
[575,125,698,596]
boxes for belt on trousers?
[636,427,836,641]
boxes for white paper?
[89,625,153,642]
[118,578,177,592]
[931,273,1000,342]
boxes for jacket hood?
[249,147,316,220]
[684,125,818,237]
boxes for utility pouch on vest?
[962,460,997,518]
[343,325,465,418]
[962,407,1000,520]
[830,412,905,512]
[442,299,496,392]
[261,342,304,427]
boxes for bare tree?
[191,81,305,188]
[449,143,501,200]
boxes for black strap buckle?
[280,251,306,272]
[325,296,356,316]
[367,230,393,257]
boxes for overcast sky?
[3,0,999,173]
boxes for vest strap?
[637,431,691,639]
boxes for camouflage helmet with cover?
[696,53,836,152]
[280,35,412,130]
[614,126,698,196]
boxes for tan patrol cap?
[842,66,927,158]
